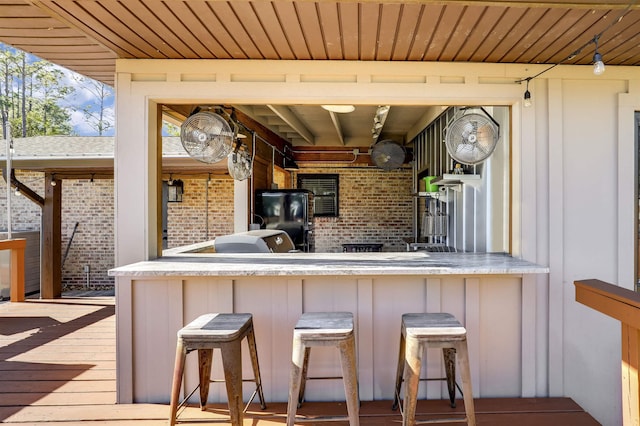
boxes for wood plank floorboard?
[0,294,602,425]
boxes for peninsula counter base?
[110,252,548,405]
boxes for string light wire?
[516,0,637,102]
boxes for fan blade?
[180,111,234,164]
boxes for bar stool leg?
[403,336,423,426]
[247,325,267,409]
[456,340,476,426]
[443,348,457,408]
[392,332,406,410]
[169,340,186,426]
[198,349,213,410]
[297,347,311,407]
[339,335,360,426]
[287,336,306,426]
[221,340,243,426]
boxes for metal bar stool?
[392,313,475,426]
[169,313,266,426]
[286,312,360,426]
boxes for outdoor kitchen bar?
[110,251,547,405]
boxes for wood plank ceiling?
[1,0,639,147]
[2,0,639,88]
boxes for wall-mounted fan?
[445,110,499,165]
[180,110,237,164]
[228,142,253,181]
[370,139,406,171]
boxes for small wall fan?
[227,142,253,181]
[444,110,499,165]
[180,110,237,164]
[370,139,406,171]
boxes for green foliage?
[163,121,181,136]
[0,44,76,138]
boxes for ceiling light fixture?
[592,35,605,75]
[321,105,355,113]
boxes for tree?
[163,121,180,136]
[72,75,114,136]
[0,44,75,137]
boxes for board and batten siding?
[117,274,525,404]
[114,59,640,426]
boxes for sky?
[57,66,116,136]
[4,43,177,137]
[2,43,116,137]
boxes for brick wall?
[1,172,237,290]
[0,171,43,232]
[293,166,413,252]
[61,177,115,288]
[1,166,414,293]
[166,177,235,248]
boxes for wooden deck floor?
[0,295,601,425]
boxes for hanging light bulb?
[50,174,57,186]
[523,79,532,108]
[592,35,605,75]
[593,52,605,75]
[14,187,21,196]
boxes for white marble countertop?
[109,252,548,277]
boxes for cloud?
[69,106,115,136]
[57,66,115,136]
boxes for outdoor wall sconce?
[167,178,183,202]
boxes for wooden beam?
[232,108,292,155]
[328,111,345,146]
[41,173,62,299]
[267,105,315,145]
[10,170,44,206]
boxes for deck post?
[621,323,640,425]
[575,279,640,426]
[0,238,26,302]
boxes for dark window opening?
[297,174,339,217]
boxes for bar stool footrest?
[292,415,354,423]
[414,418,469,424]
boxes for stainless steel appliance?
[214,230,296,253]
[254,189,313,252]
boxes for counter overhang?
[109,252,549,277]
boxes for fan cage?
[180,111,235,164]
[227,149,253,181]
[371,139,406,171]
[444,112,499,166]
